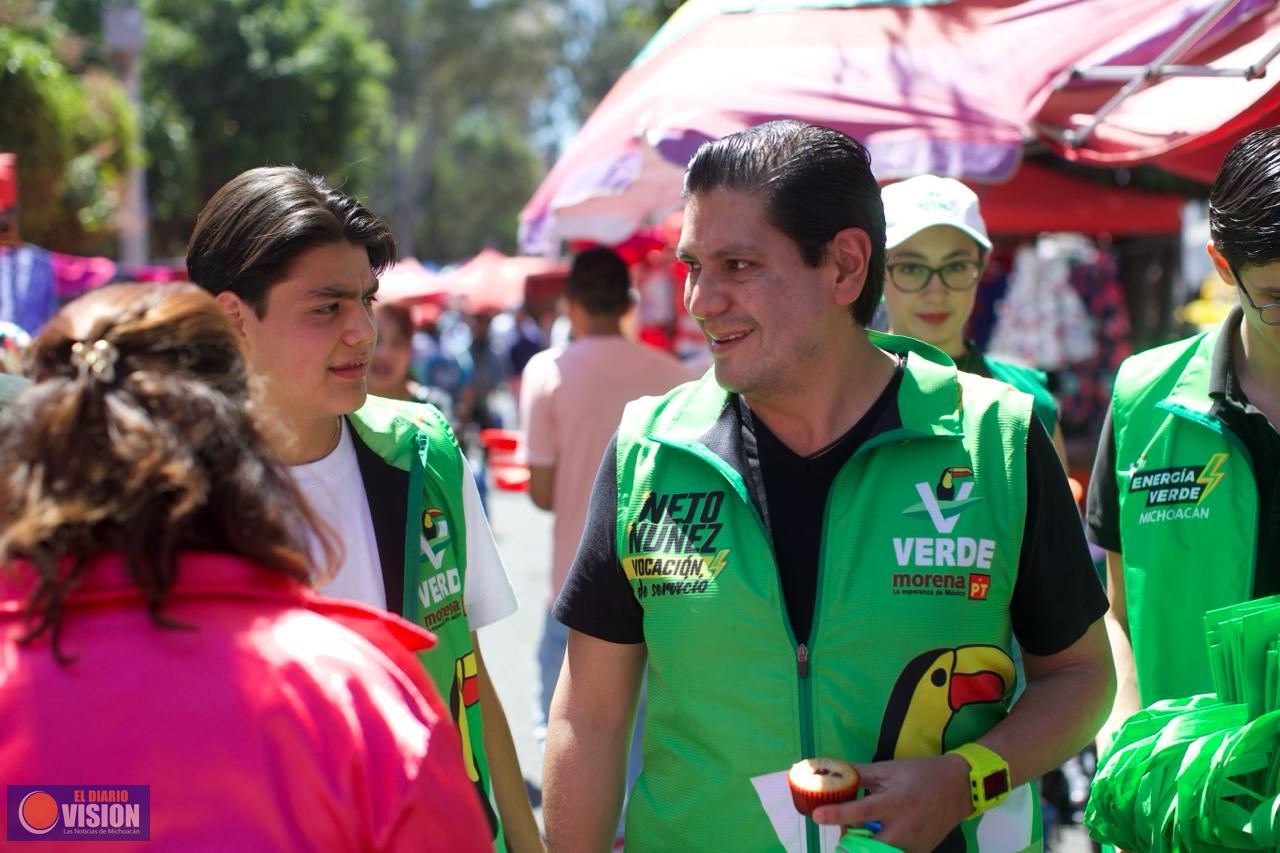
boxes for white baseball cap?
[882,175,991,252]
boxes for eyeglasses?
[1231,266,1280,326]
[885,260,982,293]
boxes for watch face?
[982,769,1010,800]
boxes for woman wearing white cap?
[881,175,1068,465]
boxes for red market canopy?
[521,0,1279,252]
[377,258,447,305]
[438,249,568,313]
[973,162,1184,235]
[1038,0,1280,179]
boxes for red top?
[0,552,492,851]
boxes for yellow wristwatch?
[946,742,1011,817]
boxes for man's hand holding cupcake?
[796,755,972,853]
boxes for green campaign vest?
[982,356,1058,437]
[349,397,505,852]
[615,333,1041,853]
[1110,321,1257,707]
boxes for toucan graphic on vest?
[451,652,499,837]
[873,645,1016,852]
[936,467,974,502]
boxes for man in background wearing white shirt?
[187,166,541,852]
[520,247,693,812]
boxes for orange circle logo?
[18,790,58,834]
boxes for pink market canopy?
[377,257,447,305]
[437,248,568,313]
[521,0,1280,252]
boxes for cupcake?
[788,757,860,815]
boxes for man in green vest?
[544,121,1114,853]
[1087,127,1280,745]
[187,167,541,852]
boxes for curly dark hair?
[0,283,335,658]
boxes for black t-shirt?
[556,369,1108,657]
[1087,314,1280,593]
[748,370,902,643]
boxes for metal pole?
[104,3,148,267]
[1068,0,1243,146]
[1071,64,1271,81]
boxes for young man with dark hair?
[544,121,1114,852]
[1088,126,1280,743]
[188,166,541,852]
[519,246,690,765]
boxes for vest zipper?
[797,641,818,852]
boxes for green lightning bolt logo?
[1197,453,1228,503]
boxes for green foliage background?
[0,0,676,261]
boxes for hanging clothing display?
[0,244,56,334]
[988,238,1098,371]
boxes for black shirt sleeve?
[552,435,646,644]
[1011,420,1110,656]
[1085,407,1122,553]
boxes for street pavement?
[477,485,1093,851]
[477,487,553,816]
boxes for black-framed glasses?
[885,260,982,293]
[1231,265,1280,326]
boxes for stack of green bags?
[1086,596,1280,851]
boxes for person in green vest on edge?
[543,121,1115,853]
[186,167,542,853]
[879,176,1068,469]
[1087,127,1280,751]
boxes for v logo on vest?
[902,467,984,534]
[420,507,451,570]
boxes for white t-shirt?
[290,420,517,630]
[520,336,695,604]
[291,421,386,608]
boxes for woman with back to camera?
[0,283,490,851]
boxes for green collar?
[1163,325,1223,418]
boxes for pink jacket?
[0,552,492,852]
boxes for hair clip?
[70,339,120,383]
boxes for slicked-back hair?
[683,121,885,326]
[1210,126,1280,271]
[567,247,632,317]
[187,166,396,318]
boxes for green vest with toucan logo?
[349,397,505,852]
[1110,320,1256,707]
[614,333,1041,853]
[982,356,1057,437]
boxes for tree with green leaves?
[141,0,393,256]
[0,20,140,254]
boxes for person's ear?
[829,227,873,308]
[1207,241,1236,287]
[215,291,252,340]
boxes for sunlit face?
[369,309,413,396]
[1231,261,1280,343]
[677,189,857,402]
[1206,242,1280,349]
[229,241,378,424]
[882,225,984,357]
